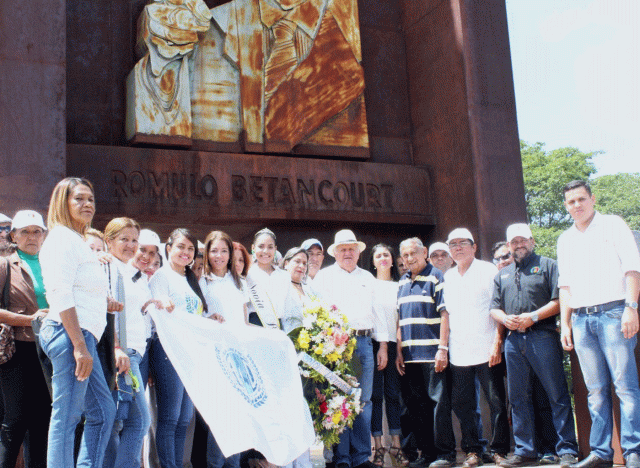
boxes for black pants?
[450,361,510,455]
[0,340,52,468]
[401,362,456,459]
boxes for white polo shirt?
[444,258,498,366]
[557,212,640,308]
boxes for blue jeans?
[335,335,374,467]
[572,307,640,459]
[505,329,578,458]
[148,335,194,468]
[103,350,151,468]
[206,431,241,468]
[371,340,402,437]
[40,320,116,468]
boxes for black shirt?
[490,252,559,332]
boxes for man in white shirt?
[444,228,509,468]
[558,180,640,468]
[314,229,388,468]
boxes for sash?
[297,352,361,399]
[246,277,280,329]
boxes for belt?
[575,300,625,315]
[354,329,372,337]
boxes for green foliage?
[592,173,640,230]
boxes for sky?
[505,0,640,176]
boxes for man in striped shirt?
[396,237,455,468]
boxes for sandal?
[388,446,409,467]
[373,447,386,467]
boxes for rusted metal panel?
[67,144,433,227]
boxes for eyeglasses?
[0,226,10,233]
[448,240,472,249]
[493,252,512,264]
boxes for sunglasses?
[493,252,512,265]
[0,226,10,233]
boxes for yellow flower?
[326,352,339,362]
[332,412,342,424]
[297,330,310,350]
[326,328,333,336]
[314,344,324,355]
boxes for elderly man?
[313,229,388,468]
[0,214,12,257]
[428,242,454,273]
[558,180,640,468]
[491,224,578,468]
[396,237,455,468]
[301,238,324,281]
[444,228,509,468]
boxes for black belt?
[354,329,372,337]
[575,300,625,315]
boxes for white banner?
[148,307,315,465]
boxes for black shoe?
[335,463,348,468]
[354,461,378,468]
[559,454,578,468]
[569,454,612,468]
[499,455,538,468]
[410,457,432,468]
[627,453,640,468]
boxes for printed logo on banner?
[215,346,267,408]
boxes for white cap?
[11,210,46,231]
[447,228,474,244]
[506,223,533,243]
[428,242,450,256]
[327,229,366,257]
[138,229,161,250]
[0,214,11,224]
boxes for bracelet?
[437,345,448,351]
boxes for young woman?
[39,177,122,467]
[280,247,312,333]
[0,210,51,468]
[245,228,290,328]
[102,219,171,468]
[368,244,407,467]
[148,229,207,468]
[232,242,251,278]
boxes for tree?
[591,173,640,231]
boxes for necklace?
[291,280,302,286]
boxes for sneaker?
[539,454,558,465]
[559,454,578,468]
[627,454,640,468]
[429,457,455,468]
[463,453,482,468]
[498,455,538,468]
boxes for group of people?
[0,177,638,468]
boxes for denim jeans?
[371,340,402,437]
[206,431,241,468]
[103,350,151,468]
[505,329,579,458]
[572,306,640,459]
[40,319,116,468]
[401,362,456,459]
[335,335,374,467]
[450,362,510,455]
[148,335,194,468]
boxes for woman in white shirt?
[39,177,122,468]
[148,228,208,468]
[245,228,291,328]
[368,244,407,467]
[280,247,313,334]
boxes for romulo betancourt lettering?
[112,170,394,211]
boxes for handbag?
[0,259,15,364]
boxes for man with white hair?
[491,223,578,468]
[313,229,388,468]
[428,242,453,273]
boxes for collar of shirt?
[515,252,538,271]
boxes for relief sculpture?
[126,0,369,158]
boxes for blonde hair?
[104,217,140,241]
[47,177,95,234]
[85,228,104,241]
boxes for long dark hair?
[166,228,208,315]
[369,243,399,281]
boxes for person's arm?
[559,287,573,351]
[0,309,47,327]
[622,271,640,339]
[489,318,504,367]
[517,300,560,331]
[58,307,93,381]
[395,318,405,376]
[434,309,449,372]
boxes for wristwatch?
[531,312,539,323]
[625,301,639,310]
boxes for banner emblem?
[216,347,268,408]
